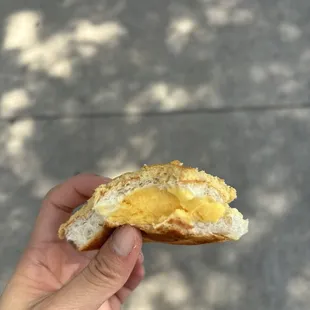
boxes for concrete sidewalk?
[1,1,310,309]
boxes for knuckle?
[139,267,145,280]
[43,184,62,201]
[86,254,120,286]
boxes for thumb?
[44,225,142,310]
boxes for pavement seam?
[1,102,310,122]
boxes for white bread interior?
[64,181,249,249]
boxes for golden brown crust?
[94,159,236,203]
[78,217,230,251]
[58,160,238,250]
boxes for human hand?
[0,174,144,310]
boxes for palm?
[28,241,93,290]
[4,175,143,310]
[24,240,117,310]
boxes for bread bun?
[58,161,248,251]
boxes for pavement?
[1,1,310,309]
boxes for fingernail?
[138,252,144,264]
[112,226,136,256]
[96,175,112,183]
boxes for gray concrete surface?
[1,1,310,310]
[1,0,310,117]
[1,111,310,310]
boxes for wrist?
[0,276,40,310]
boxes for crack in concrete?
[1,102,310,123]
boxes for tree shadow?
[1,0,310,117]
[1,1,310,309]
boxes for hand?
[0,174,144,310]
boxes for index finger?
[30,173,110,244]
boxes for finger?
[123,252,145,293]
[82,250,99,260]
[31,173,110,244]
[126,262,145,291]
[40,226,142,310]
[137,251,144,265]
[43,173,110,210]
[115,253,145,304]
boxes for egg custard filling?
[94,187,230,225]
